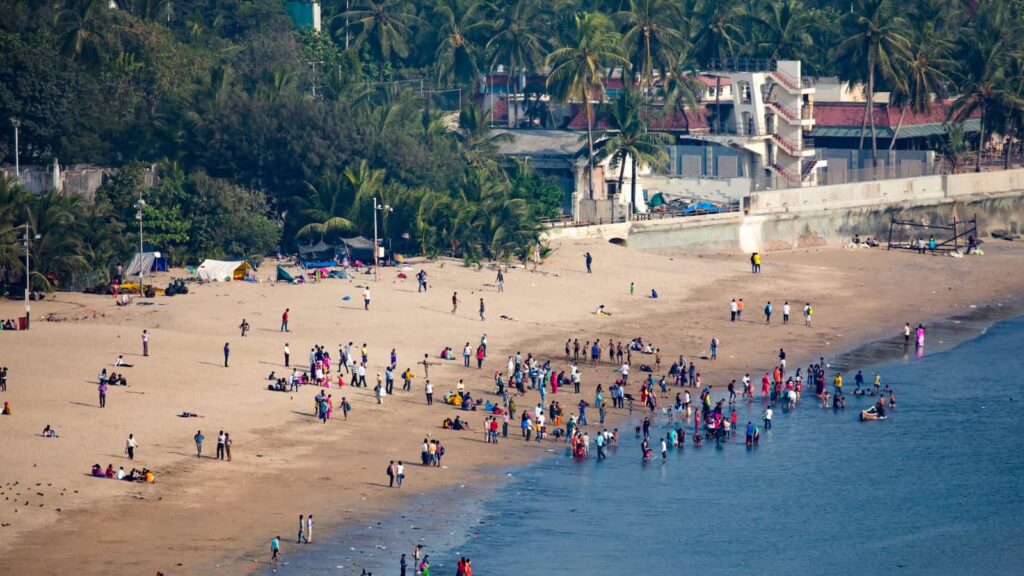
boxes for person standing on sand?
[387,460,396,487]
[730,298,737,322]
[225,433,232,461]
[306,514,313,543]
[284,343,290,367]
[401,553,408,576]
[142,330,149,357]
[451,292,460,314]
[425,380,433,405]
[194,430,204,458]
[479,298,485,321]
[396,461,405,487]
[585,252,593,273]
[710,337,718,360]
[297,514,304,544]
[764,301,772,324]
[223,342,230,367]
[281,308,290,332]
[125,433,137,460]
[496,269,504,292]
[783,302,790,324]
[216,430,226,460]
[270,536,281,567]
[804,303,813,326]
[363,287,371,311]
[904,322,911,345]
[98,380,107,408]
[239,319,249,337]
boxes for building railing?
[706,58,778,73]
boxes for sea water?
[273,314,1024,575]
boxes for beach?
[3,240,1024,575]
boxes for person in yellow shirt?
[833,373,843,394]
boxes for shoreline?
[4,242,1024,574]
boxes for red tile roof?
[813,100,979,128]
[566,104,709,132]
[694,74,732,87]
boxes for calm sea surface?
[271,313,1024,575]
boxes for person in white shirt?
[362,287,371,311]
[125,434,137,460]
[534,404,543,419]
[116,466,125,480]
[424,380,433,405]
[395,462,405,488]
[284,344,291,367]
[783,302,791,325]
[621,362,630,384]
[730,298,738,321]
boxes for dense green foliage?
[1,0,1023,284]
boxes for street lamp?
[11,118,20,177]
[22,223,39,330]
[372,196,392,282]
[135,197,145,290]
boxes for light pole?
[372,196,392,282]
[135,196,145,290]
[11,118,20,177]
[22,223,38,330]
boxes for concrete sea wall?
[546,168,1024,254]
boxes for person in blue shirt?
[745,422,756,446]
[854,370,864,391]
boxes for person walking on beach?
[710,337,719,360]
[297,515,305,544]
[363,287,371,311]
[417,270,428,292]
[585,252,593,273]
[401,553,408,576]
[194,430,204,458]
[764,301,773,324]
[305,514,313,543]
[904,322,911,345]
[223,342,230,367]
[125,433,137,460]
[451,292,460,314]
[421,354,432,378]
[496,269,504,292]
[730,298,737,321]
[270,536,281,567]
[98,380,107,408]
[281,308,290,332]
[216,430,226,460]
[916,324,925,348]
[284,343,290,367]
[142,329,149,357]
[763,405,773,430]
[751,252,761,273]
[387,460,397,487]
[783,302,791,324]
[396,461,404,488]
[479,298,485,321]
[804,303,813,326]
[425,380,433,405]
[239,319,249,337]
[225,433,232,461]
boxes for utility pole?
[345,0,351,50]
[11,118,20,177]
[22,223,37,329]
[135,196,146,291]
[373,196,392,282]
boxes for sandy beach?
[2,239,1024,575]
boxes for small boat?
[860,405,887,421]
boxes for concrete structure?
[0,160,157,201]
[286,1,322,32]
[546,168,1024,255]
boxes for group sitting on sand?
[0,318,20,330]
[91,463,154,483]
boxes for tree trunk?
[586,98,595,199]
[868,66,878,168]
[506,60,515,128]
[858,90,869,150]
[715,76,722,133]
[977,105,986,173]
[630,153,638,219]
[1005,131,1013,170]
[617,152,627,220]
[889,106,907,151]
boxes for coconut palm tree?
[433,0,487,88]
[948,1,1020,172]
[343,0,418,78]
[689,0,746,133]
[454,101,514,168]
[614,0,685,97]
[835,0,910,167]
[547,13,628,202]
[593,89,672,219]
[24,191,93,289]
[53,0,122,68]
[0,175,30,274]
[292,176,357,243]
[486,0,550,128]
[756,0,819,64]
[887,19,953,150]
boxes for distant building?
[286,1,322,32]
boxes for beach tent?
[125,252,168,276]
[298,240,333,259]
[194,259,253,281]
[276,266,297,283]
[338,236,376,262]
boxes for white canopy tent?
[194,259,253,282]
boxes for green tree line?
[1,0,1022,288]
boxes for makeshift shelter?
[194,260,253,282]
[276,266,297,283]
[338,236,376,263]
[125,252,168,276]
[298,240,333,259]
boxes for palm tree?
[948,1,1020,172]
[486,0,549,127]
[0,175,30,274]
[756,0,818,64]
[888,20,953,150]
[455,102,514,168]
[292,176,357,243]
[53,0,122,68]
[343,0,418,78]
[25,191,93,289]
[593,89,671,219]
[547,13,628,202]
[614,0,684,97]
[835,0,910,167]
[689,0,746,133]
[433,0,487,88]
